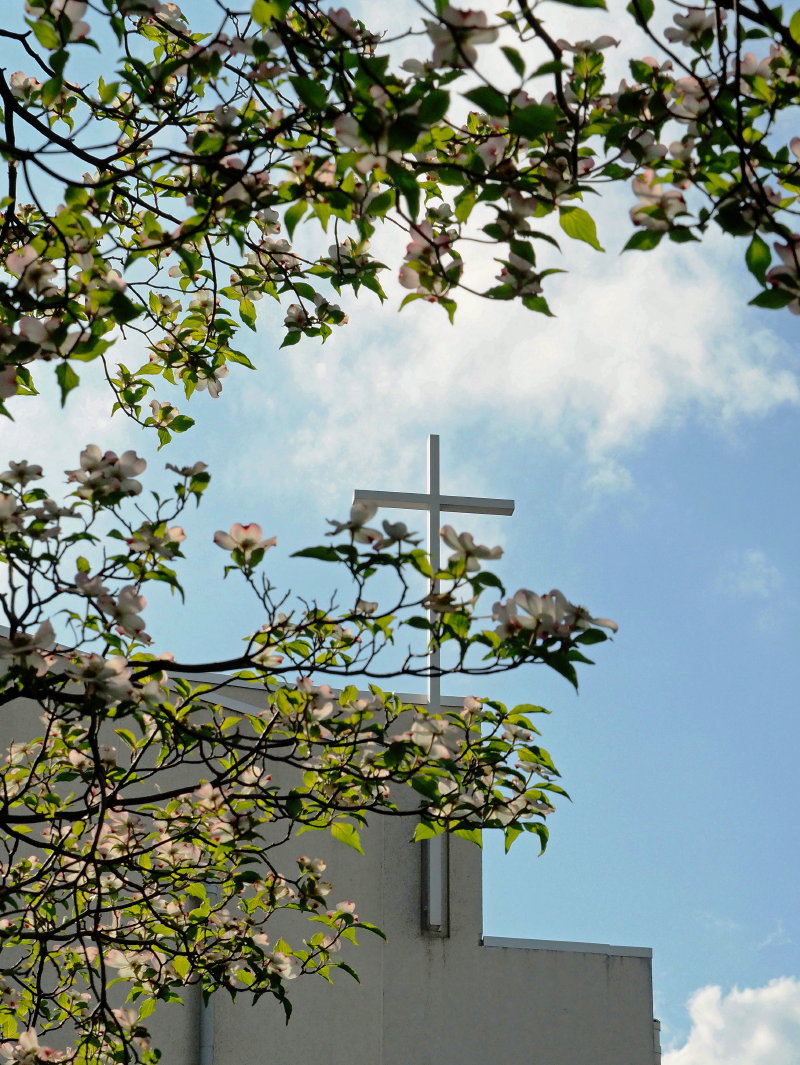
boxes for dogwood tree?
[1,0,800,431]
[1,0,798,1061]
[0,443,618,1064]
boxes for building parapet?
[481,934,652,959]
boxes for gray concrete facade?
[2,667,657,1065]
[149,674,657,1065]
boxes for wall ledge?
[481,935,652,959]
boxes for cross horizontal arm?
[353,489,515,517]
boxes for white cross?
[353,435,515,935]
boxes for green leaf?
[454,826,483,846]
[409,549,433,578]
[252,0,289,26]
[291,545,341,562]
[626,0,654,23]
[387,115,422,152]
[622,228,664,251]
[29,18,60,50]
[501,46,526,77]
[504,824,523,852]
[749,288,793,309]
[289,76,328,111]
[508,104,558,139]
[283,200,308,240]
[524,821,550,855]
[331,822,363,853]
[463,86,507,117]
[335,962,361,983]
[56,362,79,405]
[745,234,772,284]
[790,8,800,44]
[521,294,555,317]
[417,89,450,126]
[386,160,420,219]
[413,822,441,842]
[574,628,609,645]
[41,77,64,108]
[667,227,700,244]
[548,0,606,7]
[109,291,143,324]
[559,206,604,251]
[240,298,257,330]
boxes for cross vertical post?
[353,435,514,937]
[425,435,445,933]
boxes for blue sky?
[2,1,800,1058]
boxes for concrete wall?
[147,716,656,1065]
[2,672,656,1065]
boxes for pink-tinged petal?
[398,264,420,290]
[0,367,17,400]
[774,239,800,269]
[231,522,263,542]
[350,502,377,525]
[439,524,461,551]
[514,589,543,616]
[213,530,236,550]
[791,137,800,162]
[5,245,38,277]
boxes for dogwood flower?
[0,494,23,535]
[373,520,422,550]
[148,399,179,426]
[670,77,711,121]
[65,654,134,700]
[426,6,498,68]
[476,135,508,168]
[165,460,208,478]
[0,622,56,672]
[328,7,359,37]
[440,525,502,571]
[193,365,229,398]
[496,251,543,296]
[50,0,91,40]
[409,715,452,758]
[766,235,800,313]
[9,72,42,98]
[5,246,58,295]
[493,589,618,640]
[556,35,619,53]
[127,523,185,557]
[213,523,277,560]
[326,502,381,543]
[67,446,146,500]
[110,586,149,641]
[665,7,720,44]
[0,460,43,486]
[630,170,687,229]
[0,1028,46,1065]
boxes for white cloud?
[717,548,783,599]
[3,5,797,513]
[758,922,792,951]
[663,979,800,1065]
[240,217,798,506]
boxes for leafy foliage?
[3,0,800,1059]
